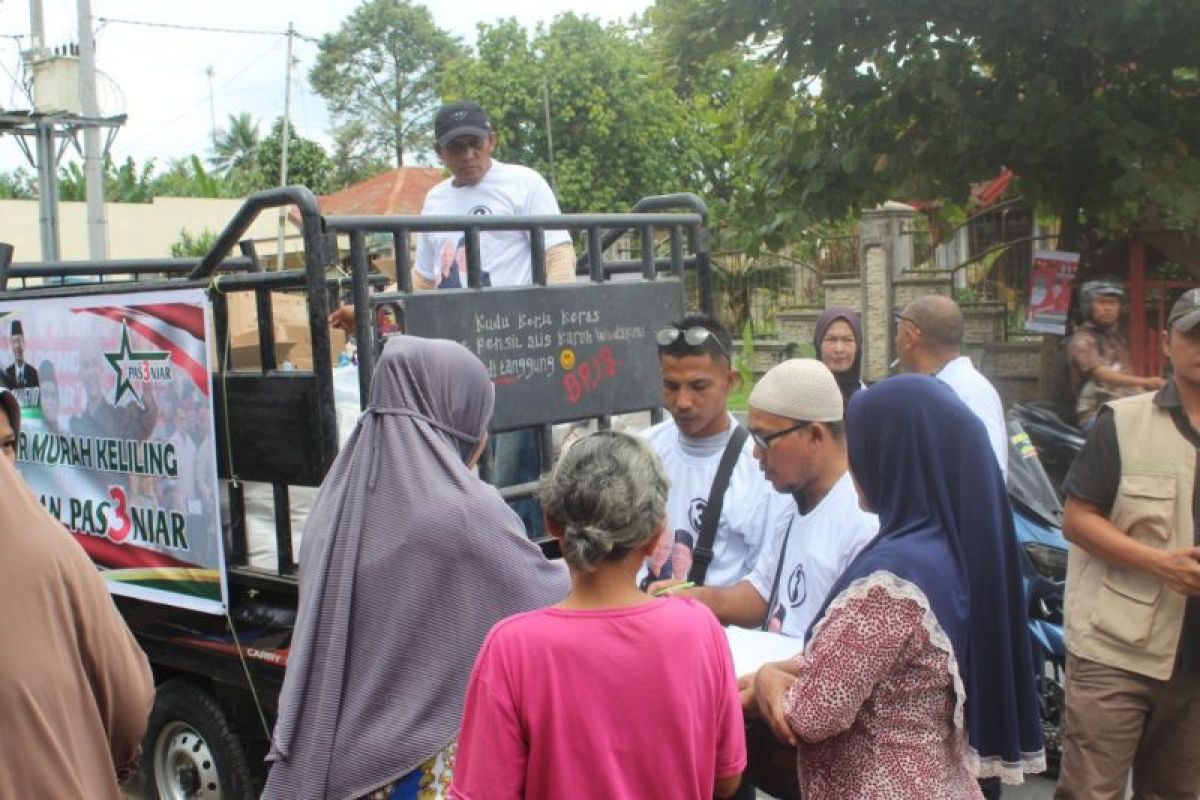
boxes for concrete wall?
[0,197,297,262]
[743,205,1042,410]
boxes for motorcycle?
[1007,416,1069,774]
[1008,401,1086,499]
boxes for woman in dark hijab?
[263,335,569,800]
[751,375,1044,797]
[812,307,864,409]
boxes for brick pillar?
[856,208,911,382]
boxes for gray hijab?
[263,335,569,800]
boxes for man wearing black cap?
[411,100,572,289]
[2,320,39,392]
[1056,288,1200,799]
[327,101,573,300]
[325,101,574,532]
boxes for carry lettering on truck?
[0,186,714,798]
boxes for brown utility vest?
[1064,391,1194,680]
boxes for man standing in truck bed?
[412,100,574,288]
[330,101,575,531]
[329,99,575,307]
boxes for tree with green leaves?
[170,228,218,258]
[210,112,262,178]
[440,14,707,214]
[310,0,465,167]
[59,156,156,203]
[254,118,335,195]
[0,169,36,199]
[153,156,238,198]
[658,0,1200,252]
[329,119,392,189]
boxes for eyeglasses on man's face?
[750,421,812,451]
[892,312,921,332]
[656,326,729,357]
[442,135,488,155]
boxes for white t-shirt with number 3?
[415,160,571,289]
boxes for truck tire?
[140,679,255,800]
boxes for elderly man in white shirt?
[894,294,1008,478]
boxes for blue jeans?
[490,427,543,538]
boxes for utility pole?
[78,0,108,259]
[205,66,217,149]
[275,22,294,269]
[542,75,557,193]
[27,0,61,261]
[29,0,46,54]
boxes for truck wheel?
[140,679,255,800]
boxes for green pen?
[652,581,695,597]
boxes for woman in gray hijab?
[263,335,569,800]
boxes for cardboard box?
[220,291,346,371]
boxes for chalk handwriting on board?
[388,280,684,430]
[563,346,619,404]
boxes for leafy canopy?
[254,118,336,195]
[659,0,1200,249]
[310,0,465,167]
[440,14,710,214]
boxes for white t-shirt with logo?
[747,471,878,639]
[637,416,790,589]
[415,159,571,288]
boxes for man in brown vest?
[1056,288,1200,799]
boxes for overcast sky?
[0,0,653,174]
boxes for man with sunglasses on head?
[649,353,877,641]
[894,294,1008,479]
[638,315,789,592]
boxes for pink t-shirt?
[450,597,746,800]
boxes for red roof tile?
[316,167,445,216]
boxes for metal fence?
[707,251,823,337]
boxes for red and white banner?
[1026,250,1080,335]
[0,289,226,614]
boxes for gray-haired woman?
[450,431,746,800]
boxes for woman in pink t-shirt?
[451,431,746,800]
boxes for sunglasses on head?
[655,326,729,357]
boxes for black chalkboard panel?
[379,280,683,430]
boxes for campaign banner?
[1025,250,1080,335]
[0,289,226,614]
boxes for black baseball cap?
[434,101,492,147]
[1168,288,1200,332]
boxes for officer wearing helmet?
[1066,278,1165,428]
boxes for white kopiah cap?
[749,358,844,422]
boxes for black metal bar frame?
[1,187,714,571]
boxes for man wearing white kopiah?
[638,315,789,590]
[658,359,877,640]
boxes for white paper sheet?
[724,625,803,677]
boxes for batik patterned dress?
[784,572,983,799]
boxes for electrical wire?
[0,36,32,108]
[118,36,285,151]
[96,17,321,44]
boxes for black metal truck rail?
[0,187,712,737]
[324,192,711,507]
